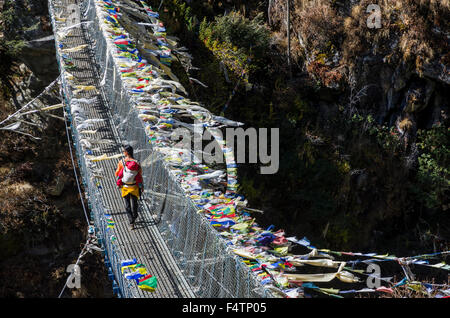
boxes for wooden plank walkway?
[53,0,195,298]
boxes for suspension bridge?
[8,0,446,298]
[48,0,271,298]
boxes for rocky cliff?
[1,0,58,88]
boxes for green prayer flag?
[138,276,157,292]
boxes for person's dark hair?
[123,145,134,158]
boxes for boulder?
[47,174,65,197]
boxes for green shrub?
[416,124,450,210]
[199,11,270,82]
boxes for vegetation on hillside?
[147,0,449,255]
[0,6,26,98]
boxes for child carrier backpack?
[122,159,139,185]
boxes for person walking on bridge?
[115,145,144,230]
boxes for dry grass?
[269,0,450,83]
[343,0,449,71]
[398,117,413,132]
[306,61,345,88]
[381,280,450,298]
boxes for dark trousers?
[124,193,138,224]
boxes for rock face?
[21,35,59,88]
[2,0,58,87]
[351,56,448,136]
[269,0,450,133]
